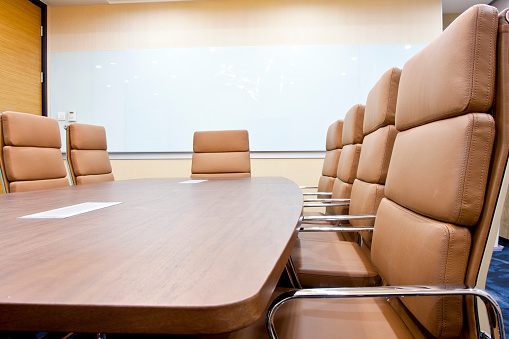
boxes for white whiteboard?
[50,44,424,152]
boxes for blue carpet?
[486,237,509,333]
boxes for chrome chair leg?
[285,256,302,289]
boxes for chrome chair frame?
[302,191,333,196]
[299,226,374,233]
[266,284,506,339]
[285,215,304,289]
[303,198,350,209]
[303,198,350,203]
[303,203,350,208]
[302,214,376,222]
[299,185,318,190]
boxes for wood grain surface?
[0,0,42,114]
[0,177,302,334]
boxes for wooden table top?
[0,177,303,334]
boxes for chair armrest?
[303,202,350,208]
[302,192,333,196]
[299,226,374,232]
[302,214,376,222]
[299,186,318,190]
[303,198,350,203]
[266,284,506,339]
[303,198,350,208]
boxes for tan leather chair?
[191,129,251,179]
[66,123,114,185]
[264,5,506,339]
[0,111,70,193]
[301,119,343,218]
[297,105,364,244]
[322,105,365,217]
[293,67,401,288]
[318,120,343,199]
[302,119,343,195]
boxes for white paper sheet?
[19,202,123,219]
[179,180,207,184]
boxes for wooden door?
[0,0,44,194]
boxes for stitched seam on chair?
[372,184,381,215]
[481,7,496,112]
[352,144,362,183]
[377,127,390,183]
[456,116,473,224]
[384,68,396,128]
[437,224,449,338]
[471,6,481,113]
[474,115,493,224]
[443,226,469,337]
[439,224,456,337]
[468,115,480,225]
[451,228,468,336]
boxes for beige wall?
[48,0,442,186]
[443,13,460,30]
[111,158,324,186]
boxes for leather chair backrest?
[0,111,69,193]
[370,5,501,338]
[191,129,251,178]
[330,104,364,215]
[317,119,343,203]
[349,67,401,249]
[66,123,114,185]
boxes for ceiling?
[40,0,215,6]
[39,0,493,14]
[442,0,492,13]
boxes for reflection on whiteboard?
[50,44,424,152]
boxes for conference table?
[0,177,303,335]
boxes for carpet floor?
[486,237,509,334]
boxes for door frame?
[28,0,47,117]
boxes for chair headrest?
[2,111,61,148]
[363,67,401,135]
[69,123,108,150]
[325,119,343,151]
[341,104,365,145]
[395,5,498,131]
[193,130,249,153]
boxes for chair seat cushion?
[271,296,414,339]
[190,172,251,179]
[191,152,251,175]
[76,173,114,185]
[292,239,380,287]
[297,230,346,242]
[201,289,414,339]
[10,177,70,193]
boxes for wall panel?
[0,0,41,114]
[48,0,442,185]
[49,0,441,52]
[110,158,324,186]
